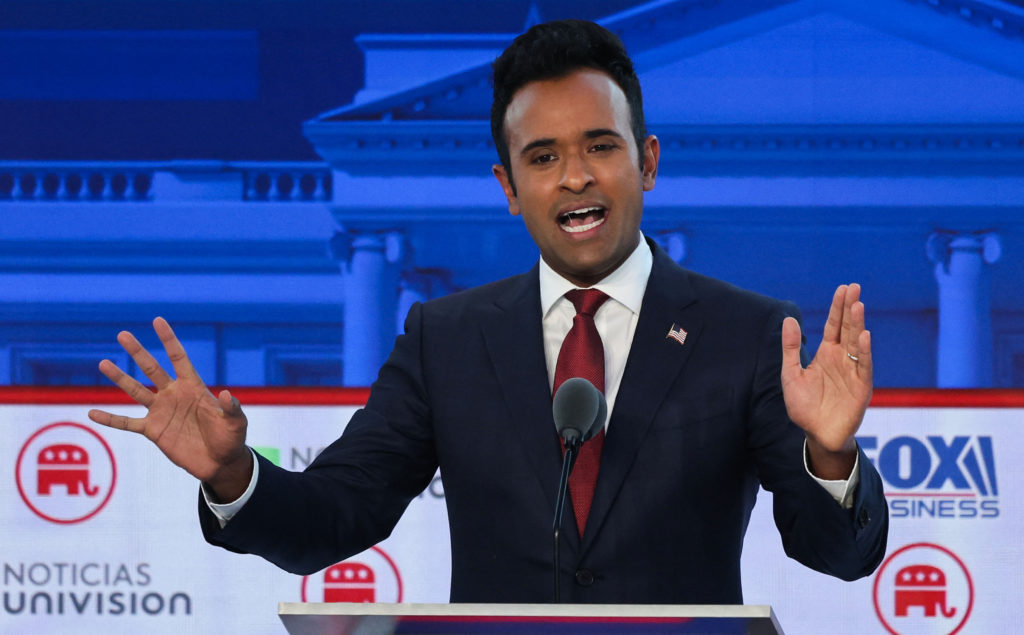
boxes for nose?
[558,151,594,193]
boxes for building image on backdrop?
[2,0,1022,390]
[2,1,1023,633]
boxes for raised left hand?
[781,284,873,478]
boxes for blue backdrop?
[2,0,1022,389]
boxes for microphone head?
[552,378,607,444]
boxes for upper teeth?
[562,206,601,219]
[560,207,605,233]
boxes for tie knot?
[565,288,609,317]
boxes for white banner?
[1,397,1018,634]
[742,407,1019,634]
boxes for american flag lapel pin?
[666,323,688,346]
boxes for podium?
[279,602,785,634]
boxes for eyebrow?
[519,137,556,157]
[518,128,626,158]
[584,128,624,141]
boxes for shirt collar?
[539,233,653,318]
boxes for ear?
[641,134,660,192]
[492,164,521,215]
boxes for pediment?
[313,0,1024,125]
[638,4,1024,124]
[305,0,1024,174]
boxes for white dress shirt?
[539,232,651,431]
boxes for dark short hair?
[490,19,647,189]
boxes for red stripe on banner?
[868,388,1024,408]
[226,387,372,405]
[0,386,371,405]
[0,386,1021,407]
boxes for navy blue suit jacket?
[201,240,887,603]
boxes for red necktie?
[553,288,609,536]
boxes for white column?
[927,231,1002,387]
[397,274,429,335]
[396,268,452,334]
[336,231,403,386]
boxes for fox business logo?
[859,435,998,520]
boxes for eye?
[590,142,619,153]
[531,152,557,165]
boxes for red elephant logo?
[873,542,973,635]
[323,562,375,603]
[894,564,956,618]
[17,422,117,524]
[300,547,403,604]
[37,443,99,496]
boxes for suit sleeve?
[198,302,438,575]
[748,302,888,581]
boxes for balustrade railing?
[0,161,331,202]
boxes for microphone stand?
[552,437,580,604]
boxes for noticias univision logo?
[859,435,998,520]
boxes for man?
[89,20,886,603]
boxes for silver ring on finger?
[847,352,859,363]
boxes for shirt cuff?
[803,439,860,509]
[200,447,260,528]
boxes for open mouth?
[558,206,606,234]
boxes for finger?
[821,285,847,344]
[98,359,156,407]
[153,316,199,382]
[87,408,146,434]
[839,284,867,360]
[856,329,873,384]
[840,283,863,351]
[217,389,244,419]
[850,284,865,332]
[780,316,804,384]
[845,281,862,306]
[117,330,173,389]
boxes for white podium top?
[278,602,784,634]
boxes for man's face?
[493,69,659,288]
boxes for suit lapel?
[581,244,703,553]
[479,266,576,548]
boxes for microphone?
[551,377,607,603]
[552,377,606,449]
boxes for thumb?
[217,389,244,418]
[781,316,803,382]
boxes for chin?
[565,260,615,284]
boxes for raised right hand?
[87,317,253,501]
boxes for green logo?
[252,446,281,467]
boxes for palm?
[781,284,873,453]
[139,378,245,481]
[88,317,249,484]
